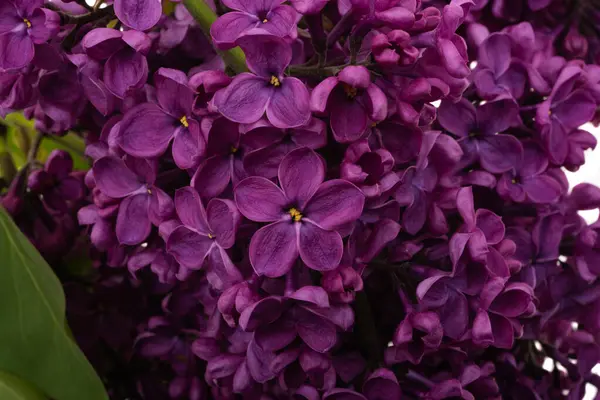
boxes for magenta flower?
[341,140,399,198]
[210,0,297,49]
[450,187,506,273]
[81,28,151,99]
[117,68,206,169]
[234,148,365,277]
[310,66,387,143]
[166,187,243,291]
[0,0,59,70]
[213,35,310,128]
[28,150,84,212]
[536,65,597,165]
[93,156,174,245]
[497,141,563,204]
[114,0,163,31]
[437,97,522,174]
[472,278,534,348]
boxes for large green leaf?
[0,370,46,400]
[0,206,108,400]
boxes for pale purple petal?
[437,99,475,137]
[172,120,205,170]
[237,34,292,77]
[0,32,34,70]
[330,98,368,143]
[278,147,325,207]
[104,48,148,98]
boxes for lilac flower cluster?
[4,0,600,398]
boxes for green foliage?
[0,113,89,171]
[0,206,108,400]
[0,370,46,400]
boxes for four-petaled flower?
[213,35,310,129]
[234,147,365,277]
[167,187,242,291]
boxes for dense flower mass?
[4,0,600,398]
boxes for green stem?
[183,0,248,74]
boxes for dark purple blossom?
[310,65,387,143]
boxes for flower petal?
[93,156,144,198]
[172,120,205,170]
[104,47,148,98]
[174,186,210,233]
[114,0,162,31]
[266,77,311,128]
[213,73,271,124]
[0,32,34,70]
[295,307,338,353]
[207,198,241,249]
[249,221,298,277]
[82,28,124,59]
[116,193,151,245]
[234,176,287,222]
[478,134,523,174]
[330,97,368,143]
[237,34,292,77]
[298,221,343,271]
[278,147,324,208]
[167,226,214,269]
[118,103,177,158]
[437,98,475,137]
[304,180,365,230]
[210,12,258,50]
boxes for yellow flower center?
[343,84,357,99]
[180,115,189,127]
[262,18,268,23]
[231,146,238,154]
[208,233,214,239]
[270,76,281,87]
[23,19,31,28]
[147,188,152,195]
[289,207,302,222]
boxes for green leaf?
[0,206,108,400]
[0,370,46,400]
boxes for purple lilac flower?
[166,186,243,291]
[234,147,365,277]
[210,0,297,49]
[437,97,522,174]
[93,155,174,245]
[117,68,205,169]
[497,141,564,204]
[310,65,387,143]
[213,35,310,128]
[81,28,151,99]
[0,0,59,69]
[28,150,84,212]
[341,140,399,198]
